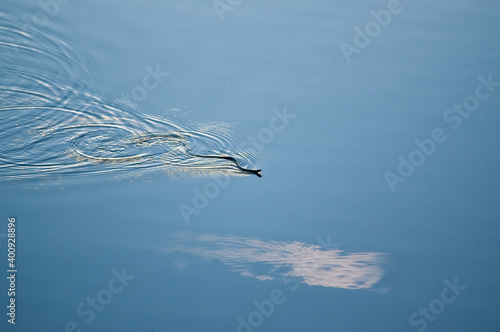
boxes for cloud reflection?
[157,232,387,290]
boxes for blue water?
[1,0,499,331]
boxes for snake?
[186,151,262,177]
[134,133,262,177]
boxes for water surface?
[0,1,499,332]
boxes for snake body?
[134,133,262,177]
[186,151,262,177]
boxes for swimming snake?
[186,151,262,177]
[135,133,262,177]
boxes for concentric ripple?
[0,11,261,183]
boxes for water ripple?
[0,11,261,183]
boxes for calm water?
[1,0,499,331]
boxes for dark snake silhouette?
[135,133,262,177]
[186,151,261,177]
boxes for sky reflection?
[157,232,387,290]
